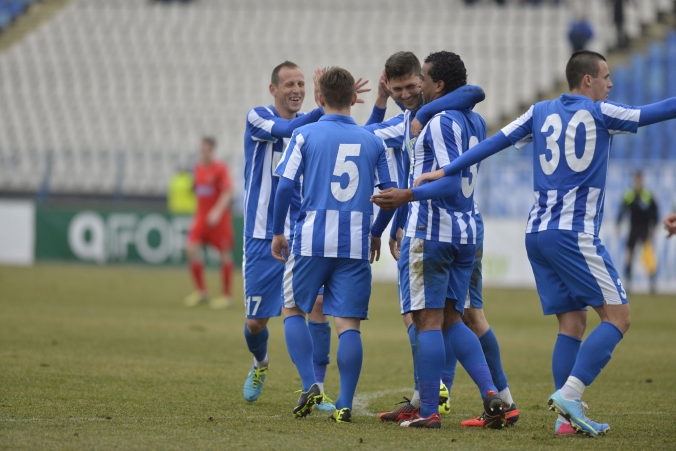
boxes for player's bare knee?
[412,309,442,332]
[246,318,268,334]
[309,295,326,322]
[462,308,489,336]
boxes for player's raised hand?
[413,168,445,187]
[354,77,371,104]
[370,188,413,210]
[410,117,423,137]
[271,234,289,263]
[664,213,676,238]
[377,70,392,100]
[314,68,324,108]
[369,236,381,264]
[388,228,403,261]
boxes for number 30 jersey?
[501,93,640,236]
[275,114,395,260]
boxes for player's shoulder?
[246,105,275,122]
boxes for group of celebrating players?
[192,47,676,435]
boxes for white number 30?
[539,110,597,174]
[331,144,361,202]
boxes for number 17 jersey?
[501,93,640,236]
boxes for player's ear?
[319,93,326,107]
[351,92,358,106]
[269,83,276,97]
[583,74,592,87]
[436,80,445,95]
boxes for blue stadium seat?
[0,10,11,31]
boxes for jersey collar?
[318,114,357,125]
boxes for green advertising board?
[35,208,244,267]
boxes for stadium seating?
[0,0,672,196]
[605,32,676,162]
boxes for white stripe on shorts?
[408,238,426,311]
[283,253,296,308]
[577,233,621,304]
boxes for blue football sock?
[442,339,457,395]
[444,322,497,400]
[313,362,327,385]
[407,323,419,391]
[308,320,331,383]
[552,333,582,390]
[570,322,624,387]
[243,323,268,362]
[415,330,445,418]
[335,329,363,411]
[283,315,316,391]
[479,327,508,392]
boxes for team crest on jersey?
[407,137,417,173]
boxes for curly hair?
[423,51,467,95]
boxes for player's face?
[420,62,440,104]
[200,142,214,164]
[387,73,422,111]
[590,60,612,101]
[271,67,306,116]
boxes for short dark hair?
[423,51,467,95]
[271,61,300,86]
[202,136,216,148]
[385,52,422,80]
[319,67,355,110]
[565,50,606,90]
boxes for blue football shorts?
[243,236,283,319]
[464,241,484,310]
[398,237,476,315]
[283,254,371,319]
[525,230,629,315]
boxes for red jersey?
[194,161,232,216]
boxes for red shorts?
[187,213,234,251]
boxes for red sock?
[222,260,233,297]
[190,261,206,293]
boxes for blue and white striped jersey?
[406,109,487,244]
[501,94,640,236]
[363,110,416,190]
[275,115,395,260]
[243,105,323,239]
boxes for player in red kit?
[184,137,235,309]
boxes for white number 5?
[331,144,361,202]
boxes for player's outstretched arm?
[410,84,486,136]
[636,98,676,127]
[371,180,398,228]
[413,132,512,187]
[248,106,324,141]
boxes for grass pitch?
[1,264,675,450]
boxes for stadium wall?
[0,200,34,265]
[1,203,674,294]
